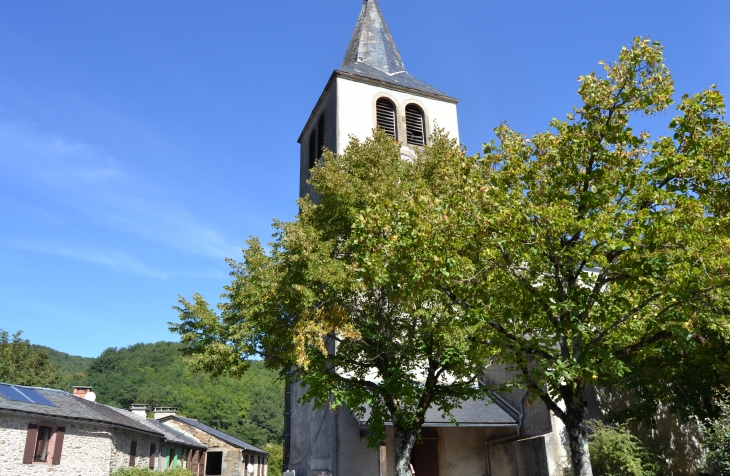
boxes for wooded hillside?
[43,341,284,450]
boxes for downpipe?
[483,388,528,476]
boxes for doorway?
[411,428,439,476]
[205,452,223,475]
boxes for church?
[285,2,568,475]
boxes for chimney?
[72,386,93,398]
[154,407,178,420]
[130,404,148,418]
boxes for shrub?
[111,468,193,476]
[587,420,663,476]
[703,397,730,475]
[263,442,283,476]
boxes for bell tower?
[286,3,460,476]
[297,0,460,200]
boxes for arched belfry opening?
[376,98,397,139]
[405,104,426,146]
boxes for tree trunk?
[393,427,418,476]
[566,420,593,476]
[561,384,593,476]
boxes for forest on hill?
[3,331,284,473]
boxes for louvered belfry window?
[317,114,325,158]
[376,98,397,139]
[405,104,426,146]
[308,129,317,170]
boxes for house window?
[376,98,397,139]
[405,104,426,146]
[34,426,52,462]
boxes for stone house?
[158,412,269,476]
[112,404,208,474]
[0,383,166,475]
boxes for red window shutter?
[129,440,137,466]
[51,427,66,465]
[149,444,157,469]
[23,424,39,464]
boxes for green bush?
[703,397,730,475]
[587,420,663,476]
[263,442,283,476]
[111,468,192,476]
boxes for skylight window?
[0,384,56,406]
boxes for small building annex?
[158,413,270,476]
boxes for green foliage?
[85,342,283,447]
[172,128,495,476]
[0,329,59,387]
[703,396,730,475]
[587,421,663,476]
[110,468,192,476]
[172,37,730,476]
[263,443,283,476]
[31,344,94,392]
[436,37,730,475]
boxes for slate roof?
[160,415,268,455]
[0,384,163,437]
[354,397,518,427]
[338,0,454,101]
[107,407,207,449]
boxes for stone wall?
[0,412,114,476]
[163,419,267,476]
[0,412,164,476]
[109,426,160,472]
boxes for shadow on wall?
[587,387,705,476]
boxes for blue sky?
[1,1,728,357]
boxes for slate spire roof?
[341,0,405,75]
[337,0,455,100]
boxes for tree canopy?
[435,38,730,475]
[0,329,59,387]
[172,129,496,476]
[173,37,730,476]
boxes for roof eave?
[336,70,459,103]
[0,407,165,438]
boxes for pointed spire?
[341,0,406,75]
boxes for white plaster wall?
[334,77,459,154]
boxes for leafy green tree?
[263,443,283,476]
[172,37,730,476]
[586,421,663,476]
[0,329,59,387]
[436,38,730,475]
[171,130,494,476]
